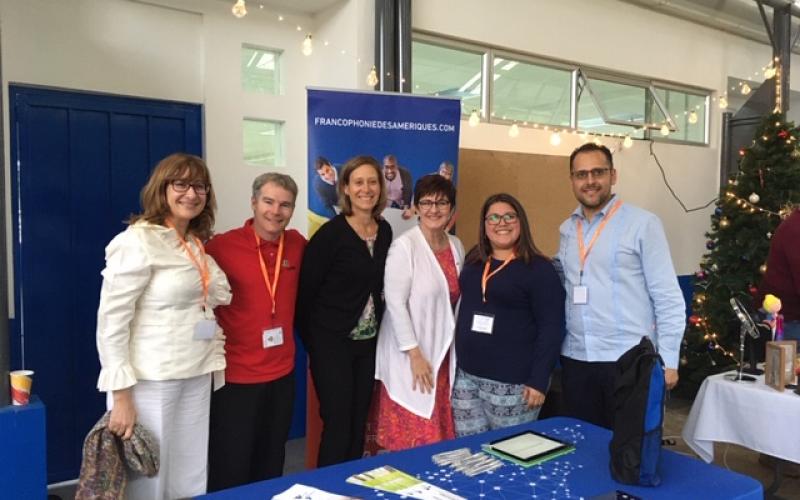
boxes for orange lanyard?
[481,255,515,303]
[576,199,622,276]
[255,230,284,317]
[166,221,210,306]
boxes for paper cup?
[10,370,34,406]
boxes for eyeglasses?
[571,167,610,181]
[485,212,518,225]
[171,180,210,195]
[418,199,451,209]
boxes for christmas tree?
[679,112,800,396]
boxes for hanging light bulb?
[719,95,728,108]
[660,123,670,136]
[741,83,751,95]
[366,66,379,87]
[688,111,698,124]
[508,123,520,138]
[549,131,562,146]
[301,34,313,56]
[764,64,777,79]
[231,0,247,18]
[468,110,480,127]
[623,135,633,149]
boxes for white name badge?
[194,319,218,340]
[573,285,588,305]
[471,313,495,334]
[263,327,284,348]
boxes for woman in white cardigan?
[96,153,231,499]
[374,175,464,450]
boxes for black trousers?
[207,373,295,492]
[309,336,377,467]
[560,356,617,430]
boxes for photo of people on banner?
[307,88,461,238]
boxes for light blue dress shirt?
[558,196,685,368]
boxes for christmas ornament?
[719,217,730,228]
[711,263,719,272]
[695,270,707,280]
[760,264,768,274]
[767,232,772,239]
[749,285,758,296]
[689,315,702,325]
[706,240,716,250]
[714,207,723,216]
[695,293,706,304]
[680,356,688,367]
[748,192,760,204]
[778,129,789,139]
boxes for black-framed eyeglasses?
[417,199,451,209]
[171,180,210,195]
[571,167,610,181]
[485,212,518,225]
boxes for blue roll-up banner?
[306,88,461,237]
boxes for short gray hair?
[252,172,298,202]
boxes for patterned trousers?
[451,368,541,437]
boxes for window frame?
[242,117,285,168]
[241,43,283,95]
[411,31,711,146]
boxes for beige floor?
[664,396,799,499]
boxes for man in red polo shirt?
[206,173,306,491]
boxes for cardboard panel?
[456,148,576,257]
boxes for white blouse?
[96,221,232,392]
[375,226,465,419]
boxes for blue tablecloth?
[200,416,762,499]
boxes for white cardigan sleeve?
[383,236,418,351]
[96,229,152,392]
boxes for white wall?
[415,0,798,274]
[0,0,792,285]
[0,0,377,239]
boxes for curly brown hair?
[129,153,217,240]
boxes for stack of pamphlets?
[347,465,465,500]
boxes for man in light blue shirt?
[557,143,685,428]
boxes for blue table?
[200,416,762,499]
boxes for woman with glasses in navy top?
[452,193,565,437]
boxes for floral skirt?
[374,356,455,451]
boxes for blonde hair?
[337,155,386,219]
[129,153,217,240]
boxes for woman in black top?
[296,155,392,466]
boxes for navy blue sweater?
[455,256,566,392]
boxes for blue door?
[9,85,202,482]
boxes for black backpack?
[609,336,665,486]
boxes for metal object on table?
[725,298,761,383]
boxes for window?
[578,77,648,138]
[242,45,281,94]
[411,34,711,145]
[653,87,708,144]
[492,56,572,127]
[412,40,483,115]
[243,119,283,166]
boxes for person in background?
[313,156,339,218]
[452,193,565,436]
[437,161,454,181]
[759,206,800,341]
[96,153,231,499]
[558,143,685,429]
[374,175,464,450]
[205,173,306,491]
[383,154,413,209]
[296,155,392,466]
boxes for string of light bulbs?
[229,0,379,87]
